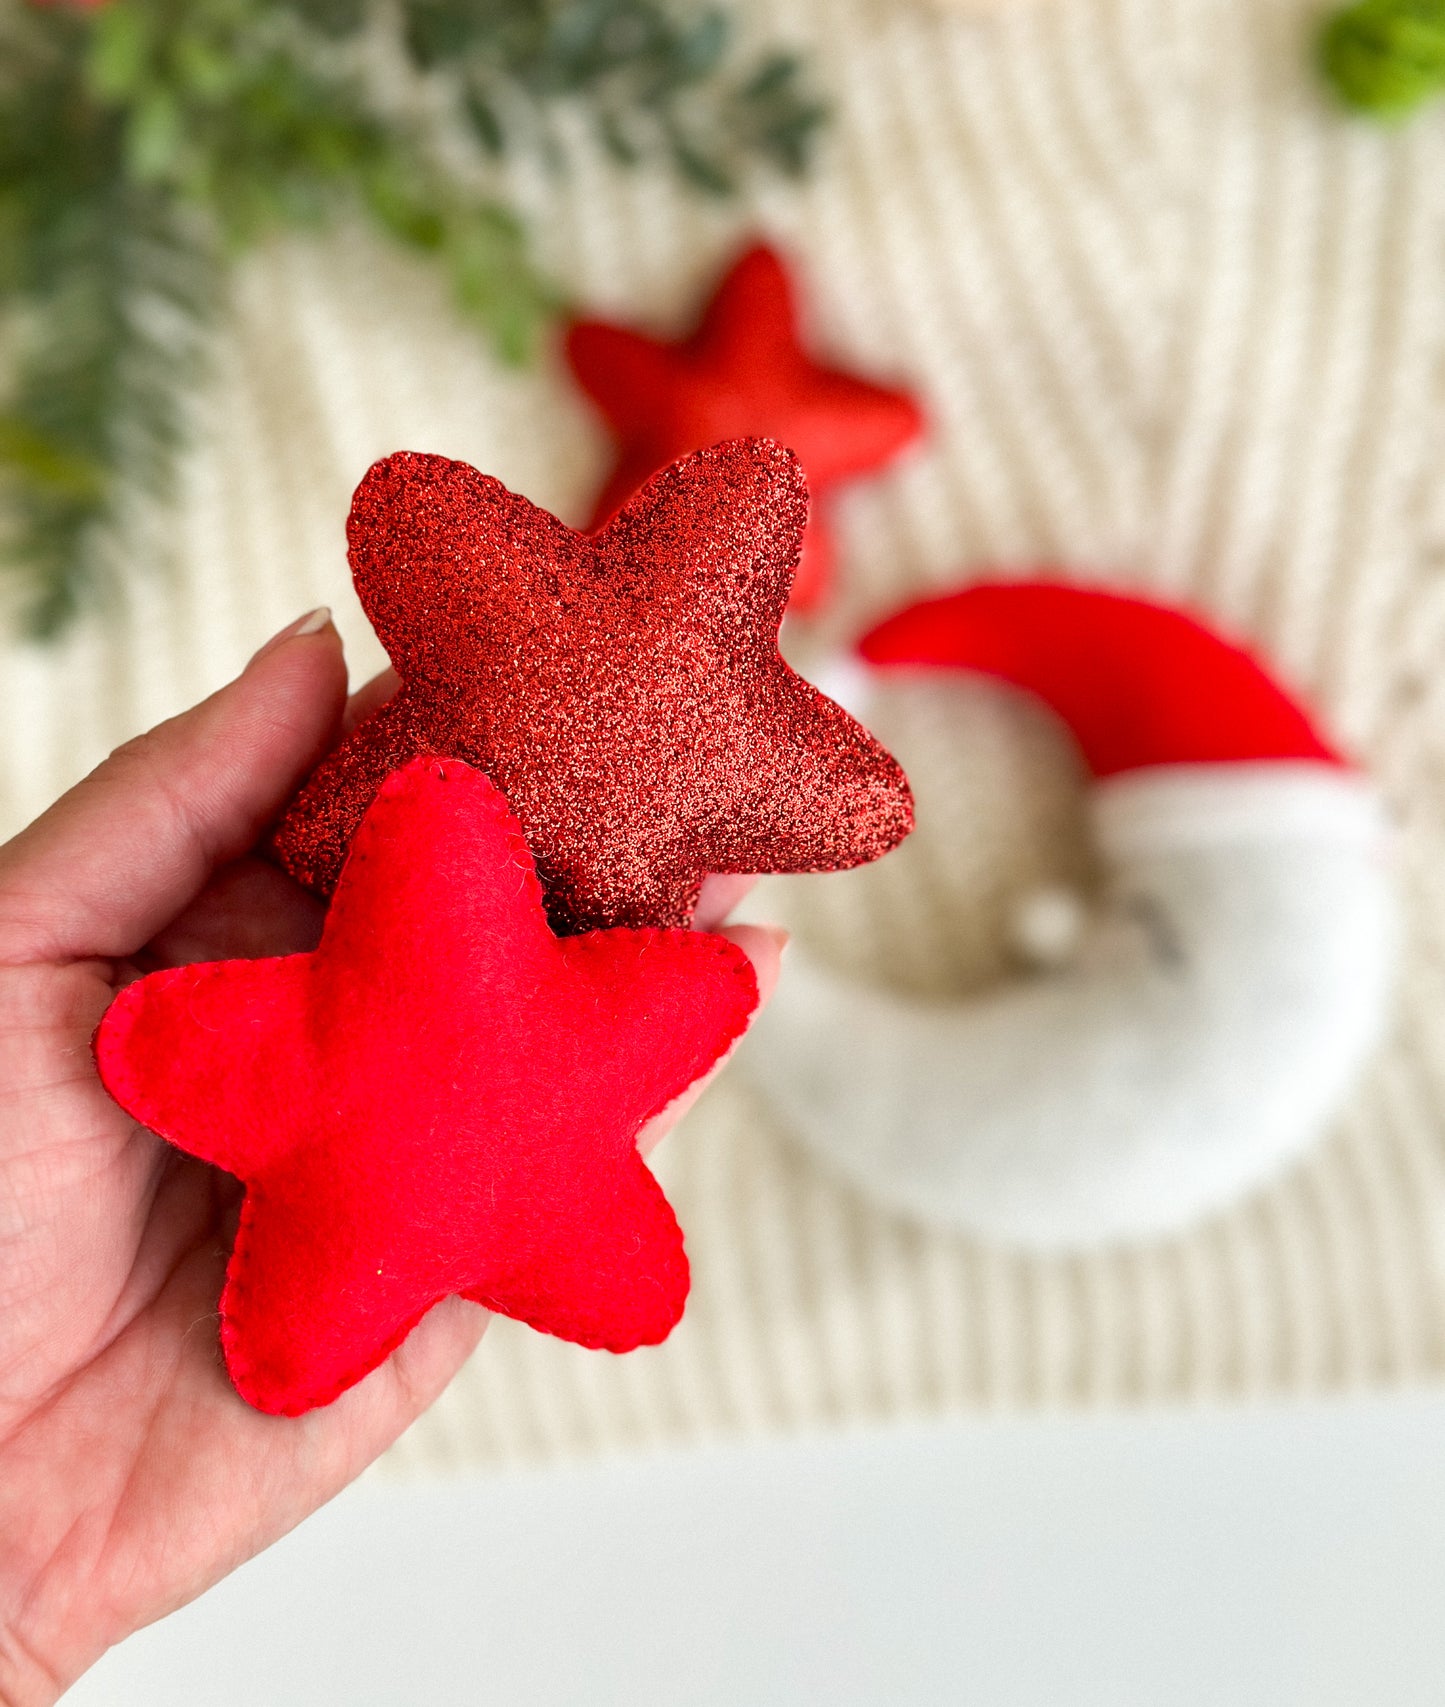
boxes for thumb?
[0,611,347,965]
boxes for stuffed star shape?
[565,244,925,612]
[271,437,914,935]
[95,758,760,1417]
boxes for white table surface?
[70,1391,1445,1707]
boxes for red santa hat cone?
[857,580,1344,773]
[744,580,1400,1248]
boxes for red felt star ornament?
[271,437,914,935]
[565,244,925,612]
[95,759,760,1417]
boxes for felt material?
[95,758,760,1416]
[565,244,924,612]
[9,0,1445,1457]
[746,584,1394,1246]
[858,581,1347,775]
[746,760,1398,1247]
[271,439,914,934]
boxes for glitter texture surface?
[272,438,914,934]
[565,245,924,612]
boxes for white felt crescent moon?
[744,584,1401,1249]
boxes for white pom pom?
[1009,885,1088,969]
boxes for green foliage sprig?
[402,0,824,192]
[1321,0,1445,119]
[0,0,826,637]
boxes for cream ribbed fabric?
[5,0,1445,1470]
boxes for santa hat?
[857,579,1346,775]
[744,577,1398,1249]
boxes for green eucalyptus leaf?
[126,89,185,181]
[403,0,483,68]
[676,11,728,77]
[598,110,640,163]
[174,36,241,102]
[444,201,552,362]
[285,0,370,38]
[0,177,218,635]
[464,89,508,154]
[740,50,801,100]
[670,137,733,194]
[0,420,107,503]
[1,0,824,633]
[86,6,154,102]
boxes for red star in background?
[96,760,760,1417]
[271,438,914,934]
[565,244,924,612]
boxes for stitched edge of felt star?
[95,757,762,1415]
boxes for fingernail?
[249,607,333,666]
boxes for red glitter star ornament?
[565,244,925,612]
[272,438,914,934]
[95,759,760,1417]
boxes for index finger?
[0,616,347,966]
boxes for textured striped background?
[5,0,1445,1470]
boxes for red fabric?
[95,759,760,1417]
[565,244,924,612]
[271,439,914,934]
[858,580,1345,775]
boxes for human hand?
[0,612,782,1705]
